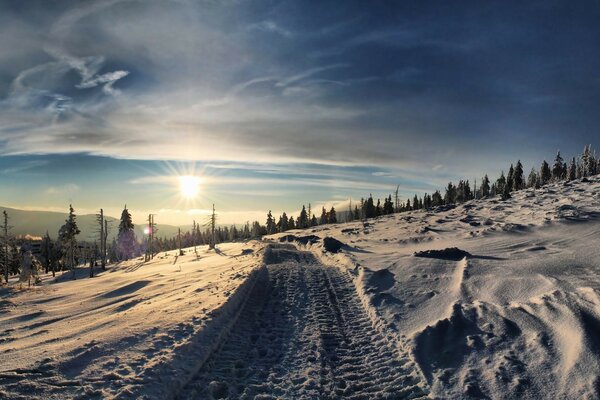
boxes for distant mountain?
[0,206,184,241]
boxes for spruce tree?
[507,164,515,192]
[513,161,524,190]
[117,205,137,260]
[328,207,337,224]
[58,204,81,278]
[567,157,577,181]
[527,168,539,188]
[481,175,491,197]
[432,190,443,206]
[540,160,551,185]
[552,151,565,181]
[266,211,276,234]
[320,207,328,225]
[298,205,309,229]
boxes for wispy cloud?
[249,20,292,38]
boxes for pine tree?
[298,205,309,229]
[320,207,328,225]
[513,160,524,190]
[40,232,54,275]
[552,151,565,181]
[444,182,457,204]
[527,168,539,188]
[496,172,506,195]
[353,206,360,220]
[117,205,136,260]
[278,212,289,232]
[288,216,296,230]
[58,204,81,278]
[507,164,515,192]
[266,211,276,234]
[310,214,318,226]
[328,207,337,224]
[540,160,551,185]
[481,175,491,197]
[567,157,577,181]
[432,190,443,206]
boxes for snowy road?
[178,245,428,400]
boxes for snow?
[2,176,600,399]
[268,176,600,399]
[0,242,265,398]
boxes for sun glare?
[179,175,201,198]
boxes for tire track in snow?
[177,246,429,399]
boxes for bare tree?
[2,210,11,284]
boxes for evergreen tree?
[432,190,443,206]
[567,157,577,181]
[513,160,524,190]
[40,232,54,275]
[278,212,289,232]
[527,168,539,188]
[507,164,515,192]
[552,151,565,181]
[298,205,309,229]
[496,172,506,195]
[353,206,360,220]
[582,145,593,177]
[320,207,328,225]
[117,206,137,260]
[328,206,337,224]
[540,160,552,185]
[481,174,491,197]
[266,211,276,234]
[310,214,318,226]
[288,216,296,230]
[444,182,457,204]
[58,204,81,278]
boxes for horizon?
[2,1,600,225]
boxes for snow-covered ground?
[0,242,266,399]
[2,177,600,399]
[268,176,600,399]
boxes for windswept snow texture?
[269,177,600,399]
[4,178,600,399]
[178,245,428,399]
[0,242,265,398]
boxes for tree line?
[261,145,600,234]
[2,145,598,284]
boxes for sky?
[1,0,599,225]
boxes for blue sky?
[1,1,599,224]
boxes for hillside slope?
[0,206,184,240]
[269,176,600,399]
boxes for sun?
[178,175,201,198]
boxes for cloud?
[76,70,130,95]
[45,183,80,195]
[249,21,292,37]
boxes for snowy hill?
[268,176,600,399]
[2,177,600,399]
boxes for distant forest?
[1,145,598,282]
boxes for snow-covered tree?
[567,157,577,181]
[552,151,565,181]
[117,206,137,260]
[58,204,81,278]
[527,168,539,188]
